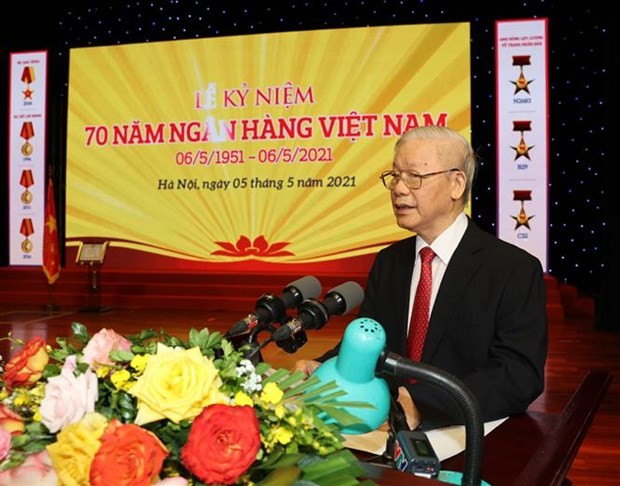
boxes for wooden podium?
[76,241,111,313]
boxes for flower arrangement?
[0,323,373,485]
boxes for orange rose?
[181,404,261,485]
[3,337,49,389]
[0,404,24,435]
[89,419,168,486]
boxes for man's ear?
[450,171,467,200]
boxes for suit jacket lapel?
[423,220,484,360]
[394,237,416,350]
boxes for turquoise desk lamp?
[312,317,390,434]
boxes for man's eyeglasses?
[379,168,460,190]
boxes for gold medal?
[21,141,33,156]
[20,218,34,253]
[21,238,33,253]
[20,122,35,156]
[20,169,34,203]
[21,189,33,204]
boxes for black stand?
[44,283,61,314]
[79,263,110,313]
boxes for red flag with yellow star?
[43,177,60,284]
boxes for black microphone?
[271,281,364,341]
[376,347,485,486]
[226,276,322,338]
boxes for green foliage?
[0,324,377,485]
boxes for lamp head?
[312,317,391,434]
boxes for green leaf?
[280,377,324,399]
[262,368,290,385]
[273,371,309,391]
[166,336,185,349]
[255,361,272,375]
[70,322,89,342]
[256,466,301,485]
[314,405,365,427]
[220,337,235,356]
[297,380,341,401]
[42,363,62,379]
[188,327,200,345]
[204,331,224,350]
[258,451,304,470]
[22,441,49,454]
[110,349,134,362]
[298,449,368,484]
[75,362,90,375]
[136,328,159,341]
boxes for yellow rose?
[129,344,227,425]
[47,412,108,486]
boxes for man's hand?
[292,359,321,376]
[398,386,421,430]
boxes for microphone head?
[280,276,322,308]
[325,281,364,315]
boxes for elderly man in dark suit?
[294,125,548,430]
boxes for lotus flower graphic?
[212,235,294,257]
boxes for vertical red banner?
[43,178,60,284]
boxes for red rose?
[181,404,261,485]
[90,419,168,486]
[3,337,49,389]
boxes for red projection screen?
[65,23,471,275]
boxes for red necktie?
[407,247,436,361]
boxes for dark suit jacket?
[319,218,548,429]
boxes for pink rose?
[0,450,57,485]
[0,427,11,461]
[82,328,131,368]
[39,359,98,433]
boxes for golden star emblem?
[46,215,57,233]
[510,73,534,95]
[511,208,535,230]
[510,138,535,160]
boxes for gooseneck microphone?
[376,348,484,486]
[310,317,485,485]
[271,281,364,342]
[226,276,322,338]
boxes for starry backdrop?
[0,1,615,312]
